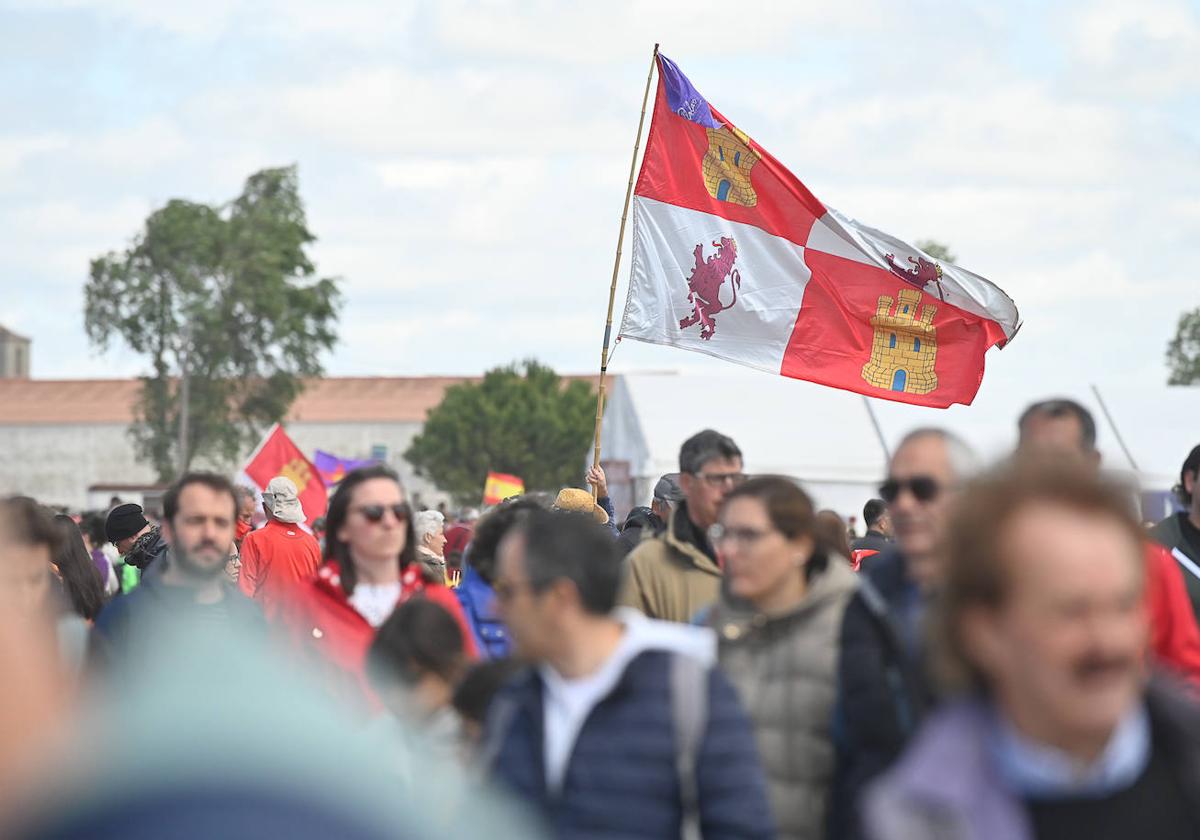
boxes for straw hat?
[552,488,610,525]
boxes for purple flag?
[313,450,379,487]
[658,53,719,129]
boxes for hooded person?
[484,508,775,839]
[105,503,168,591]
[237,476,322,618]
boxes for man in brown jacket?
[618,429,744,622]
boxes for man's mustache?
[1073,652,1136,682]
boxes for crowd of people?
[3,396,1200,838]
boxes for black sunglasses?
[354,503,411,524]
[879,476,941,504]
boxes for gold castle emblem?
[702,125,759,206]
[861,289,938,395]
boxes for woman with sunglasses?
[276,465,476,713]
[705,476,859,840]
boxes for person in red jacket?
[238,476,322,618]
[1018,398,1200,684]
[275,465,477,713]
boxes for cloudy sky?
[2,0,1198,402]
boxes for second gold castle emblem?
[861,289,939,395]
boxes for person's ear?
[790,535,815,568]
[1186,470,1197,498]
[958,605,1005,678]
[678,473,695,499]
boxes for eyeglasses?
[708,523,774,548]
[693,471,748,489]
[353,503,411,524]
[879,476,941,504]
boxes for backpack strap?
[671,653,709,840]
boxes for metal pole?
[862,395,891,462]
[1091,383,1139,472]
[590,43,659,497]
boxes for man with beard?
[92,473,263,666]
[865,460,1200,840]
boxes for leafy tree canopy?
[1167,309,1200,385]
[915,239,956,264]
[406,360,596,506]
[85,165,341,480]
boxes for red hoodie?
[1145,540,1200,685]
[275,562,477,712]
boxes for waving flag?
[313,450,379,487]
[618,53,1021,408]
[483,472,524,506]
[241,424,327,526]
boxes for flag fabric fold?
[618,52,1021,408]
[241,424,328,527]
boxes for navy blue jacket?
[488,649,775,839]
[91,571,265,668]
[828,550,930,840]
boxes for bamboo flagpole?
[591,43,659,496]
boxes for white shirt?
[539,631,637,792]
[349,581,402,628]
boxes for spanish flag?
[483,472,524,506]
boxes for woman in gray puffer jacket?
[707,476,859,840]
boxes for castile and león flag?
[614,52,1022,409]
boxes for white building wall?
[0,420,451,511]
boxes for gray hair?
[894,428,980,482]
[413,509,445,542]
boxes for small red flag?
[242,424,328,527]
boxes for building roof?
[0,325,30,343]
[0,375,598,425]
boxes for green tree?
[915,239,956,263]
[406,360,596,506]
[85,165,341,480]
[1167,309,1200,384]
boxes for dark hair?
[163,472,238,526]
[863,498,887,528]
[82,511,108,548]
[324,465,416,596]
[2,497,60,550]
[453,658,525,726]
[367,598,466,690]
[679,429,742,475]
[51,515,106,621]
[816,510,852,562]
[465,496,547,586]
[1175,444,1200,508]
[1018,398,1097,452]
[722,476,829,579]
[510,508,622,615]
[932,457,1145,693]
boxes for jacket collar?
[712,555,859,637]
[876,681,1200,831]
[664,504,722,575]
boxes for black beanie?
[106,503,149,543]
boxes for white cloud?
[0,132,70,176]
[1067,0,1200,97]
